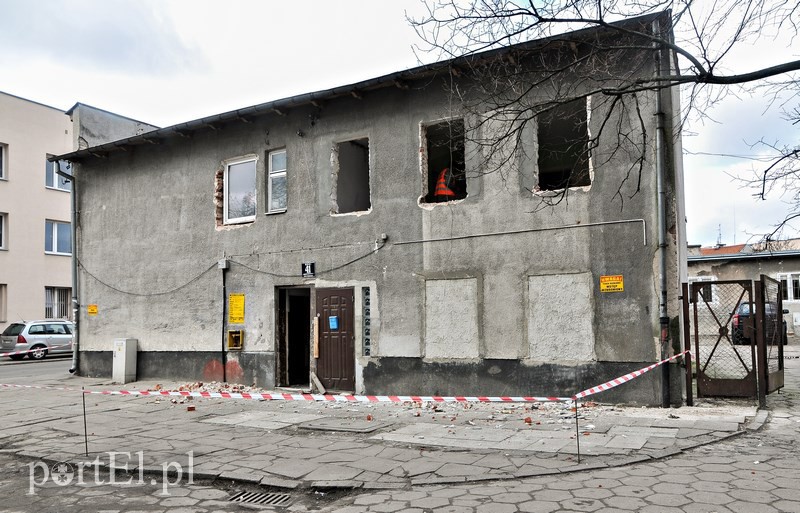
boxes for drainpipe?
[57,162,80,375]
[219,258,228,382]
[653,21,670,407]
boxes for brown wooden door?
[316,288,355,391]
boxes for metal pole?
[682,283,693,406]
[81,387,89,456]
[574,399,581,463]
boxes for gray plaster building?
[56,13,687,404]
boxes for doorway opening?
[277,288,311,387]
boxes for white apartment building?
[0,91,74,331]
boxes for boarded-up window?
[528,273,595,361]
[423,120,467,203]
[425,278,479,358]
[537,99,590,190]
[334,138,371,214]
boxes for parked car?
[731,303,787,345]
[0,320,74,360]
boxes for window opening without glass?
[423,119,466,203]
[224,158,257,224]
[45,287,71,320]
[334,138,371,214]
[537,99,590,191]
[267,149,287,213]
[45,156,71,191]
[45,220,71,255]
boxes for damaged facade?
[57,13,687,404]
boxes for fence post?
[682,283,693,406]
[755,279,767,408]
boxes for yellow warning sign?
[87,304,98,316]
[228,293,245,324]
[600,275,624,293]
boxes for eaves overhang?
[52,11,668,164]
[688,250,800,263]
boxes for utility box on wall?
[227,330,243,350]
[112,338,137,384]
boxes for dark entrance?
[316,288,355,391]
[276,288,310,387]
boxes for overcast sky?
[1,0,798,247]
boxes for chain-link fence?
[691,280,756,390]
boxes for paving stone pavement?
[0,372,759,490]
[304,346,800,512]
[0,347,797,512]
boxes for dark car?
[731,303,787,345]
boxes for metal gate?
[688,280,757,397]
[756,275,785,400]
[684,277,785,400]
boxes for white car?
[0,320,74,360]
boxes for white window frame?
[223,156,257,225]
[267,149,287,214]
[0,212,6,250]
[0,143,6,179]
[689,276,717,304]
[45,220,71,255]
[45,286,72,320]
[777,272,800,302]
[45,155,71,192]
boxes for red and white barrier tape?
[0,382,570,403]
[88,390,574,403]
[0,350,692,403]
[1,343,72,358]
[573,350,691,400]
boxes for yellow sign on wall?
[87,304,98,316]
[600,275,624,293]
[228,293,245,324]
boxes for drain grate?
[229,490,293,507]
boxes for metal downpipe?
[653,21,670,407]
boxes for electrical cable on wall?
[230,240,387,277]
[77,259,217,297]
[76,238,387,296]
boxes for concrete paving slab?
[605,435,648,449]
[608,425,678,438]
[298,418,391,433]
[202,411,323,430]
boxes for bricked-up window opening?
[424,120,466,203]
[45,286,71,320]
[224,157,257,224]
[335,138,371,214]
[537,99,590,191]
